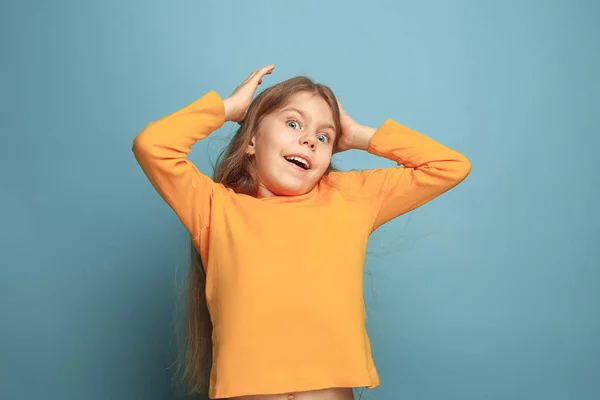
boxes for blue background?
[1,1,598,399]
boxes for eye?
[287,120,300,129]
[317,134,329,143]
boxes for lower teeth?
[287,160,304,169]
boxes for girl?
[133,64,471,400]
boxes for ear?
[246,135,257,155]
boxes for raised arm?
[132,65,275,238]
[132,91,225,238]
[332,101,471,231]
[366,119,471,229]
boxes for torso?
[201,181,380,398]
[231,387,355,400]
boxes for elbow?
[452,154,472,183]
[460,154,472,177]
[131,133,146,156]
[131,122,156,156]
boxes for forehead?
[279,91,334,123]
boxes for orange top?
[132,90,471,399]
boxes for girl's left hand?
[334,100,376,153]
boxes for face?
[246,91,337,198]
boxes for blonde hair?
[175,76,341,395]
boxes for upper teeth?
[286,156,309,168]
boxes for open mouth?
[284,155,310,170]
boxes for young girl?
[133,64,471,400]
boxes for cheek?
[256,130,288,155]
[254,136,275,158]
[315,151,333,172]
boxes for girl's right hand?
[223,64,275,123]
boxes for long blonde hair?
[175,76,342,395]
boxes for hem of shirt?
[208,379,381,399]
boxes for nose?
[300,134,317,150]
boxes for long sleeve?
[132,90,226,238]
[334,118,472,231]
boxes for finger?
[251,64,271,78]
[238,65,273,92]
[244,67,263,83]
[254,64,275,81]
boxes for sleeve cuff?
[366,118,406,159]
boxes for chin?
[271,182,314,197]
[276,187,308,196]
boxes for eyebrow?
[280,107,336,133]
